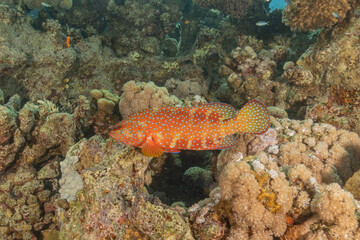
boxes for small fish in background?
[110,99,270,157]
[332,12,340,19]
[256,21,269,26]
[41,2,52,7]
[354,9,360,15]
[185,20,190,24]
[66,35,70,48]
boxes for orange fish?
[110,99,270,157]
[185,20,190,24]
[66,35,70,48]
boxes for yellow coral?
[257,188,282,213]
[162,61,179,71]
[252,171,282,213]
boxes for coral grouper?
[110,99,270,157]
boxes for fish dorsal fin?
[218,135,238,150]
[203,103,237,120]
[140,136,164,157]
[236,99,270,135]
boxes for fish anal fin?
[140,136,164,157]
[204,103,237,120]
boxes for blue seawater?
[269,0,287,12]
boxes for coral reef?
[0,93,96,239]
[219,157,295,239]
[24,0,73,9]
[0,98,23,171]
[193,0,254,18]
[1,0,360,238]
[165,78,208,99]
[0,4,195,106]
[310,183,358,239]
[282,0,355,31]
[1,91,360,239]
[218,35,288,107]
[57,136,194,240]
[211,117,360,239]
[89,89,120,135]
[282,13,360,132]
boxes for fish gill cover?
[0,0,360,239]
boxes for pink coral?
[248,128,278,155]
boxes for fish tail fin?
[235,99,270,135]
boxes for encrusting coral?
[57,136,194,240]
[282,0,355,31]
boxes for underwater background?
[1,0,360,239]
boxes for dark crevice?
[147,150,213,207]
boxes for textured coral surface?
[283,0,355,31]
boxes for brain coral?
[193,0,253,18]
[282,0,355,31]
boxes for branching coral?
[193,0,253,18]
[282,0,355,31]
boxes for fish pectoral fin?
[164,149,181,153]
[217,135,238,150]
[141,137,164,157]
